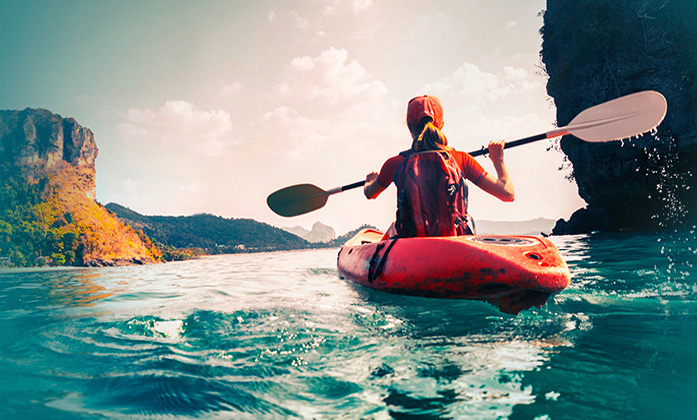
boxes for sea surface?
[1,230,696,419]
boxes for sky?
[0,0,586,235]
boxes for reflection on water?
[1,231,696,419]
[47,271,114,307]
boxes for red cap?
[407,95,444,129]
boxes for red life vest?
[394,150,469,237]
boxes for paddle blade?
[565,90,667,142]
[267,183,328,217]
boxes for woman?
[363,95,514,236]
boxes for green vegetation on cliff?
[0,164,82,266]
[106,203,376,254]
[0,164,161,267]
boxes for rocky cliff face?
[283,222,337,243]
[541,0,697,233]
[0,108,98,199]
[0,108,159,266]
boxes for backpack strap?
[393,149,416,187]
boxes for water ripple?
[1,239,696,418]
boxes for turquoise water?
[1,231,696,419]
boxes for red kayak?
[337,228,571,314]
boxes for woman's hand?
[488,139,505,164]
[364,171,385,199]
[365,172,379,184]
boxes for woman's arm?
[476,139,515,202]
[365,155,403,199]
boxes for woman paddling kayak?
[339,95,566,314]
[362,95,515,237]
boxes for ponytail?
[411,121,451,153]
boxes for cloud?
[119,100,233,157]
[267,8,308,29]
[422,63,541,114]
[351,27,376,41]
[258,106,332,158]
[275,47,387,105]
[352,0,373,14]
[291,11,310,29]
[220,81,242,96]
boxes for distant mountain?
[473,218,556,236]
[106,203,310,253]
[283,225,310,238]
[283,221,336,243]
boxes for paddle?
[267,90,667,217]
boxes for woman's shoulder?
[450,149,485,176]
[386,150,413,163]
[450,149,471,158]
[448,149,469,163]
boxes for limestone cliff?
[541,0,697,233]
[0,108,98,198]
[0,109,159,266]
[283,222,337,243]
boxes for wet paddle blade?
[267,183,329,217]
[564,90,667,142]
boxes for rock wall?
[541,0,697,233]
[0,108,98,199]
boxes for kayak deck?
[337,228,571,314]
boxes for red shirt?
[376,150,487,188]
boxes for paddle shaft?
[336,131,558,193]
[469,132,553,157]
[327,180,366,194]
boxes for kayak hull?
[337,228,570,314]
